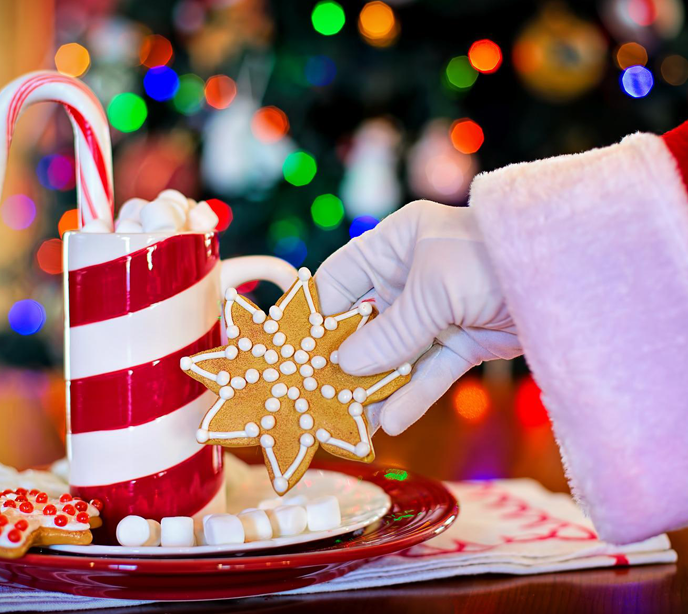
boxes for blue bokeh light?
[349,215,379,239]
[8,299,46,335]
[37,154,75,191]
[621,66,653,98]
[144,66,180,102]
[274,237,308,267]
[305,55,337,87]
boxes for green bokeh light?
[445,56,478,90]
[311,194,344,229]
[311,1,346,36]
[269,216,306,247]
[173,74,205,115]
[107,93,147,132]
[283,151,317,186]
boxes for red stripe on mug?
[71,445,224,542]
[68,233,220,327]
[69,322,222,434]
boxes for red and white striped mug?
[63,230,296,536]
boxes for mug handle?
[220,255,297,294]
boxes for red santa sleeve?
[469,122,688,544]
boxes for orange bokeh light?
[452,378,490,423]
[251,106,290,143]
[139,34,173,68]
[36,238,63,275]
[205,75,237,110]
[615,42,648,69]
[358,1,399,47]
[58,208,79,238]
[54,43,91,78]
[468,39,502,74]
[450,119,484,154]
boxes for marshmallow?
[117,197,147,222]
[258,497,284,510]
[157,189,191,212]
[116,515,161,547]
[283,494,308,507]
[306,496,342,532]
[267,505,308,537]
[80,218,112,233]
[204,514,245,545]
[161,516,195,547]
[188,200,219,232]
[140,199,186,233]
[238,509,273,542]
[115,218,143,233]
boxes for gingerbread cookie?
[181,267,411,494]
[0,489,102,559]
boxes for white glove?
[315,200,522,435]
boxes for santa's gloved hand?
[315,200,522,435]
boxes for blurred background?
[0,0,685,486]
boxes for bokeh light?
[452,378,489,423]
[661,54,688,85]
[54,43,90,77]
[205,198,233,232]
[311,194,345,229]
[450,119,484,154]
[107,93,147,132]
[468,39,502,74]
[58,209,79,237]
[37,154,75,191]
[305,55,337,87]
[236,280,260,294]
[274,237,308,267]
[311,1,346,36]
[1,194,36,230]
[445,56,479,90]
[205,75,237,109]
[36,239,63,275]
[252,106,290,143]
[358,1,399,47]
[515,375,549,428]
[269,217,305,246]
[139,34,173,67]
[349,215,379,238]
[173,74,205,115]
[283,151,317,186]
[615,42,648,69]
[144,66,180,101]
[621,65,654,98]
[8,300,47,336]
[628,0,657,26]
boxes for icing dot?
[299,414,314,429]
[245,369,260,384]
[265,398,280,412]
[216,371,230,386]
[238,337,252,352]
[295,398,309,412]
[330,351,339,365]
[316,429,331,443]
[321,385,335,399]
[280,344,295,358]
[264,350,279,365]
[299,364,314,377]
[231,376,246,390]
[225,288,238,301]
[355,442,371,458]
[398,363,412,376]
[272,383,288,398]
[349,402,363,416]
[311,356,327,369]
[180,356,192,370]
[225,346,239,360]
[301,337,316,352]
[263,368,279,382]
[358,302,373,316]
[310,325,325,338]
[338,389,353,404]
[269,305,283,321]
[353,387,367,403]
[261,415,276,429]
[252,344,266,357]
[245,422,260,437]
[273,477,288,493]
[280,361,297,375]
[300,433,315,448]
[264,320,279,334]
[298,267,312,281]
[303,377,317,391]
[324,317,338,331]
[196,429,209,443]
[227,325,240,339]
[294,350,309,364]
[288,386,300,400]
[253,310,266,324]
[260,434,275,448]
[219,386,235,400]
[273,332,286,347]
[309,313,324,326]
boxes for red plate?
[0,463,458,601]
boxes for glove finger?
[380,344,472,436]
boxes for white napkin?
[0,479,676,611]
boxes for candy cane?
[0,71,114,229]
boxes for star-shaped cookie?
[181,267,411,494]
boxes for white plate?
[48,468,391,557]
